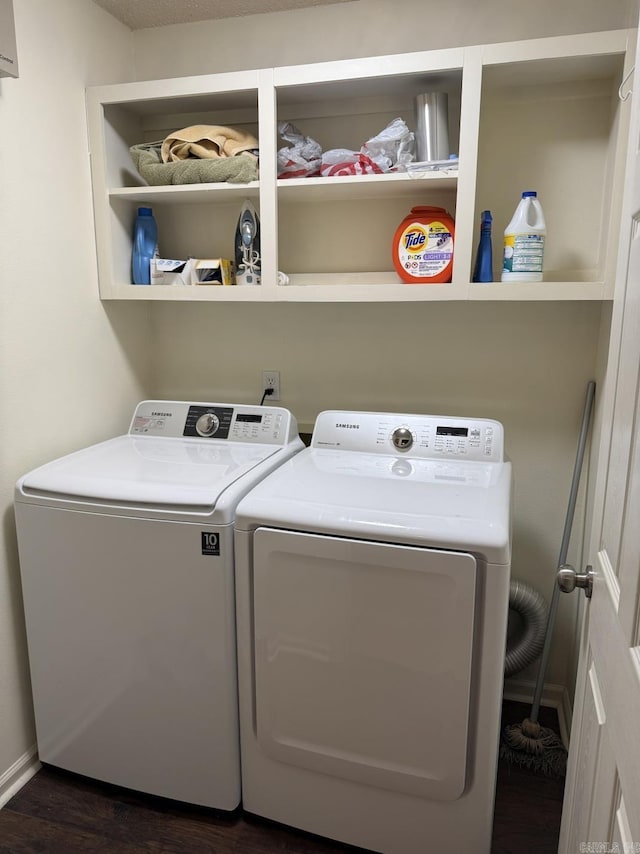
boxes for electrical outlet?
[262,370,280,401]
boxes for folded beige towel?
[161,125,259,163]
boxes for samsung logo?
[151,411,172,417]
[335,423,360,430]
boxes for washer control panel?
[312,410,504,461]
[184,406,234,439]
[129,401,296,445]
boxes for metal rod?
[529,380,596,723]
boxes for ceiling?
[93,0,355,30]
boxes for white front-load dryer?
[234,410,512,853]
[14,400,303,810]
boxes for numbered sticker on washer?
[201,532,220,556]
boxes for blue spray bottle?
[472,210,493,283]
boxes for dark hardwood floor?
[0,701,565,853]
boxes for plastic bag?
[277,121,322,178]
[320,149,384,177]
[361,117,415,171]
[320,118,415,177]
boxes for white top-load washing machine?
[234,410,512,854]
[14,400,303,810]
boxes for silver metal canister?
[415,92,450,162]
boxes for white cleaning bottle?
[501,191,546,282]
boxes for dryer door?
[252,527,477,801]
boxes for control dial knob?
[195,412,220,437]
[391,426,414,452]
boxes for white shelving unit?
[85,30,635,303]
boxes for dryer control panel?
[312,410,504,462]
[129,401,297,445]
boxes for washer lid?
[235,447,512,564]
[19,435,280,511]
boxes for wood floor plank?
[0,809,152,853]
[492,761,564,854]
[6,769,242,853]
[233,813,367,853]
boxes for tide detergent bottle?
[392,206,455,283]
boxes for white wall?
[133,0,637,697]
[133,0,637,79]
[0,0,149,797]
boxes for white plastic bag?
[277,121,322,178]
[361,117,415,171]
[320,149,384,176]
[320,118,415,177]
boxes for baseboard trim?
[0,746,40,809]
[503,678,573,749]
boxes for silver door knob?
[557,564,594,599]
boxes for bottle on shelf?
[132,207,159,285]
[501,191,546,283]
[392,206,455,284]
[472,210,493,283]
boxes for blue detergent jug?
[132,207,158,285]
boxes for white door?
[558,41,640,854]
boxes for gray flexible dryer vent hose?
[504,579,549,678]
